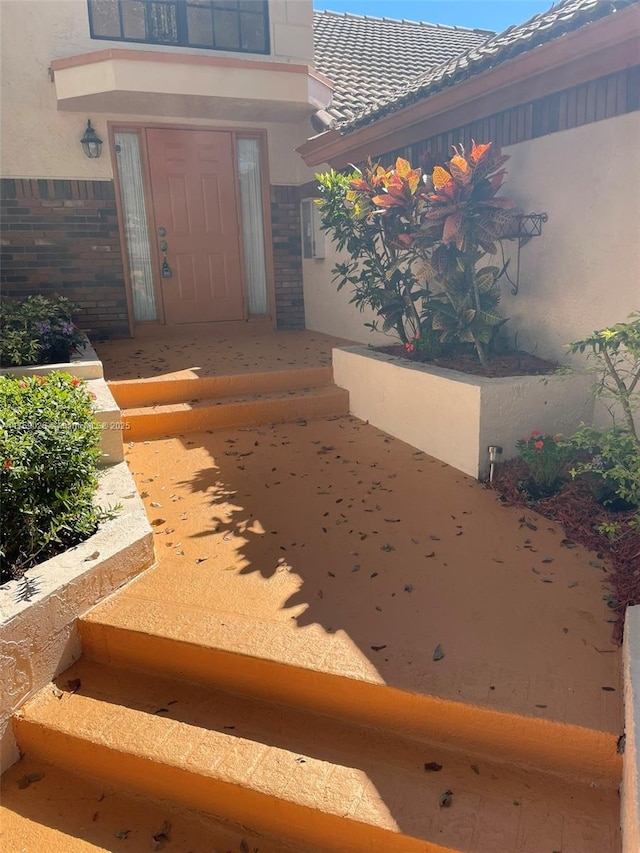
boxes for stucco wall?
[0,0,318,185]
[303,113,640,359]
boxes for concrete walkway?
[3,353,624,850]
[104,416,622,737]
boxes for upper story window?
[87,1,270,54]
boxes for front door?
[147,128,245,324]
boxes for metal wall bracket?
[500,212,548,295]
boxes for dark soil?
[491,458,640,643]
[377,347,558,378]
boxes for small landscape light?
[487,445,503,483]
[80,119,102,159]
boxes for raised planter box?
[0,461,154,772]
[333,346,594,479]
[0,342,103,380]
[0,339,150,772]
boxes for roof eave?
[298,4,640,167]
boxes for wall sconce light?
[80,119,102,159]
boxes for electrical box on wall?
[301,198,325,259]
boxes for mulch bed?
[491,458,640,643]
[376,347,558,378]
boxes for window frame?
[87,0,271,55]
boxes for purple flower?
[60,321,74,336]
[35,320,51,335]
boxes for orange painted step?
[79,611,621,788]
[122,385,349,440]
[1,757,300,853]
[109,365,334,409]
[14,661,620,853]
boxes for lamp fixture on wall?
[80,119,102,159]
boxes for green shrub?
[516,430,575,497]
[568,425,640,514]
[1,373,103,582]
[0,295,88,367]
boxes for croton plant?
[316,141,519,367]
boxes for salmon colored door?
[146,128,244,324]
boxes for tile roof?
[332,0,639,134]
[312,10,492,123]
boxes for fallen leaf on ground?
[67,678,81,694]
[371,644,387,652]
[114,830,131,839]
[150,518,166,527]
[439,790,453,808]
[424,762,442,772]
[83,551,100,561]
[433,644,445,662]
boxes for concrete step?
[78,608,621,789]
[1,755,301,853]
[109,365,335,409]
[13,660,620,853]
[121,385,349,441]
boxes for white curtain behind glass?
[237,138,268,315]
[114,132,157,322]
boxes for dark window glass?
[91,0,121,37]
[213,9,240,49]
[187,4,214,46]
[87,0,269,54]
[240,11,264,53]
[121,1,147,39]
[147,2,179,43]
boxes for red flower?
[534,440,544,450]
[71,378,81,387]
[87,391,97,400]
[404,342,414,353]
[3,459,12,469]
[414,332,421,340]
[18,381,27,389]
[530,429,541,437]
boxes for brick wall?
[270,185,305,331]
[0,179,129,339]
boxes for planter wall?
[333,346,594,479]
[0,342,103,380]
[0,339,150,772]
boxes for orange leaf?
[372,194,400,208]
[449,154,471,184]
[470,140,492,164]
[432,166,453,191]
[349,178,371,192]
[395,157,412,178]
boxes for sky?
[312,1,556,33]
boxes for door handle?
[158,236,172,278]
